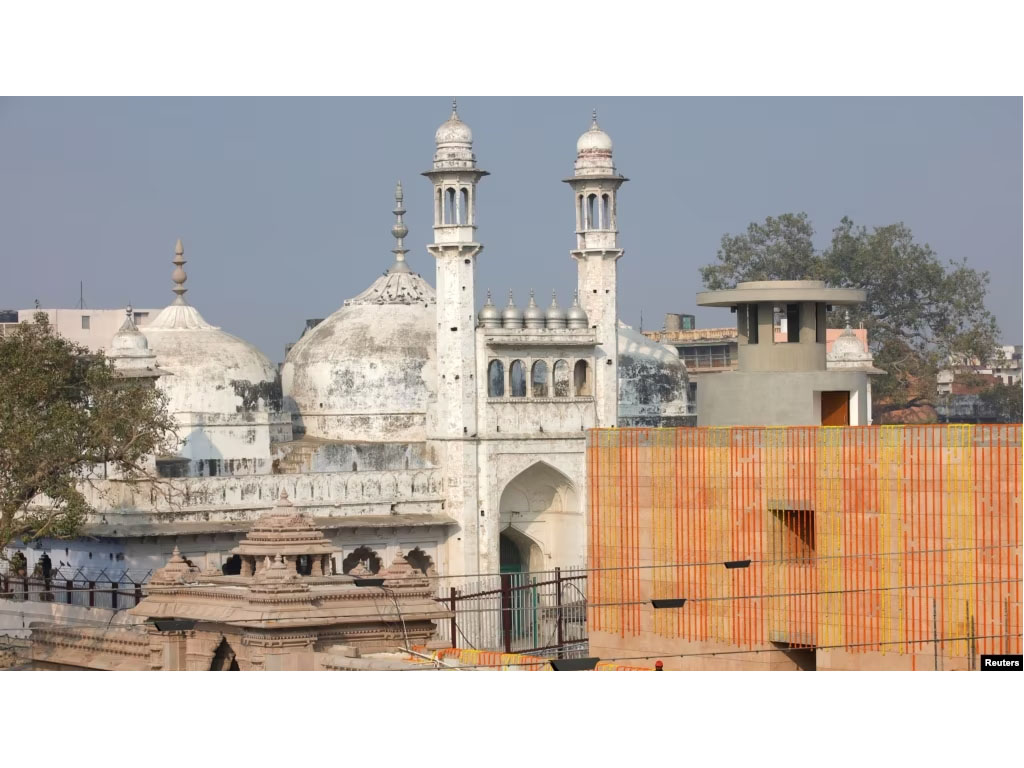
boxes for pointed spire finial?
[591,109,599,127]
[485,289,493,304]
[551,290,558,306]
[390,180,410,272]
[171,238,187,305]
[452,98,459,117]
[507,289,515,306]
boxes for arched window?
[578,195,585,230]
[553,360,570,397]
[587,194,597,229]
[406,547,435,575]
[445,187,457,225]
[574,360,591,396]
[488,359,505,397]
[531,360,549,398]
[601,194,611,229]
[460,188,470,225]
[435,188,443,226]
[342,546,382,575]
[509,360,527,398]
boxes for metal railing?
[436,567,588,658]
[1,567,151,610]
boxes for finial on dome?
[452,98,459,117]
[390,181,410,272]
[171,238,187,305]
[117,303,138,333]
[592,109,598,127]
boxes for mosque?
[14,103,691,582]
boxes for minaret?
[564,111,626,427]
[423,99,488,437]
[423,100,488,576]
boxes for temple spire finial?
[390,181,410,273]
[171,238,187,305]
[591,108,599,127]
[452,98,458,117]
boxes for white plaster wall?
[575,252,620,427]
[0,599,140,639]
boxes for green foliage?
[977,380,1024,423]
[0,313,176,556]
[700,214,1000,418]
[699,213,822,289]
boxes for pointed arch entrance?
[498,461,580,573]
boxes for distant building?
[680,280,884,426]
[646,315,873,416]
[1,307,160,351]
[939,344,1022,392]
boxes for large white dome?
[146,302,280,415]
[617,321,691,425]
[282,268,437,442]
[144,239,280,416]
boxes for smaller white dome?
[829,326,869,360]
[436,100,472,146]
[577,116,613,154]
[110,307,149,353]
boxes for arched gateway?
[498,461,581,573]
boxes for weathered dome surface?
[145,303,280,415]
[144,240,280,416]
[617,321,690,426]
[829,326,869,361]
[281,270,437,442]
[436,112,472,146]
[577,121,613,153]
[574,111,618,177]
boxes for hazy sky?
[1,97,1020,361]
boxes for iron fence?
[436,567,588,658]
[0,567,151,610]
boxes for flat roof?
[697,280,866,307]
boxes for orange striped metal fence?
[587,425,1022,662]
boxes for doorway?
[821,391,850,426]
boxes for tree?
[700,213,822,289]
[977,380,1024,423]
[0,313,176,559]
[699,214,1000,419]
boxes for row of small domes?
[478,289,589,330]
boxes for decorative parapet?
[61,467,445,521]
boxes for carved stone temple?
[27,493,451,670]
